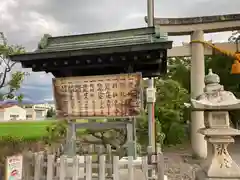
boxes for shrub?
[43,120,67,145]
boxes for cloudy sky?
[1,0,239,102]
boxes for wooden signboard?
[52,73,143,118]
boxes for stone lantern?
[191,69,240,180]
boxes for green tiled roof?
[10,26,171,62]
[36,26,168,53]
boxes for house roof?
[9,26,171,62]
[9,26,172,78]
[0,104,19,111]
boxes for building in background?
[25,108,35,120]
[0,102,55,121]
[0,105,26,121]
[33,103,55,110]
[21,103,55,120]
[25,106,47,120]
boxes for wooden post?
[156,143,164,180]
[141,156,148,180]
[65,120,76,156]
[97,145,104,155]
[88,144,94,155]
[147,146,153,178]
[34,152,43,180]
[22,152,32,180]
[132,117,137,159]
[99,155,106,180]
[85,156,92,180]
[156,153,164,180]
[97,145,104,176]
[72,155,79,180]
[46,155,54,180]
[106,144,112,176]
[127,122,135,158]
[84,144,94,177]
[128,156,134,180]
[59,155,66,180]
[112,156,119,180]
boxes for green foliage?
[136,113,165,149]
[167,57,191,91]
[167,55,240,97]
[46,108,56,118]
[137,78,189,147]
[154,79,189,145]
[160,54,240,145]
[0,136,37,145]
[44,120,67,145]
[0,32,26,100]
[205,55,240,94]
[155,79,189,109]
[159,52,240,145]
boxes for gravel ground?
[162,138,240,180]
[119,153,201,180]
[161,143,199,180]
[163,152,201,180]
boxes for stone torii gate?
[146,13,240,159]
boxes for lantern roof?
[191,69,240,110]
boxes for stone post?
[191,30,207,159]
[191,69,240,180]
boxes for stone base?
[196,170,240,180]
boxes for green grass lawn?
[0,119,106,141]
[0,119,92,140]
[0,120,55,140]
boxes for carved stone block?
[206,111,229,128]
[197,137,240,179]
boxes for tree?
[167,57,191,91]
[79,119,128,157]
[0,32,26,101]
[167,53,240,128]
[45,119,128,157]
[46,108,56,118]
[135,76,190,147]
[154,79,189,145]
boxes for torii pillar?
[190,30,207,159]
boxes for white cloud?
[23,11,67,39]
[22,72,53,86]
[0,0,18,14]
[43,97,54,102]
